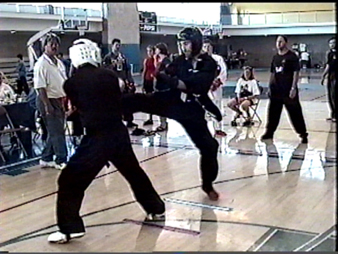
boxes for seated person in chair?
[0,72,16,102]
[227,66,260,126]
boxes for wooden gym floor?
[0,68,336,252]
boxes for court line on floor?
[293,225,336,252]
[1,142,335,214]
[309,94,327,101]
[123,219,200,236]
[164,197,233,212]
[0,218,323,249]
[0,147,181,214]
[1,165,330,247]
[250,228,279,251]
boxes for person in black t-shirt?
[102,38,138,128]
[122,27,220,201]
[261,35,308,144]
[321,37,336,122]
[47,39,165,244]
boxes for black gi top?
[326,49,337,79]
[269,50,300,98]
[102,51,134,83]
[169,53,218,100]
[63,64,122,131]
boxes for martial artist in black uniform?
[48,39,165,244]
[122,27,220,201]
[261,35,308,143]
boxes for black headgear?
[176,27,203,57]
[41,33,61,48]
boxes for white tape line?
[164,198,233,212]
[123,219,200,235]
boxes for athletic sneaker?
[39,160,56,168]
[55,163,67,170]
[48,231,85,244]
[146,212,166,221]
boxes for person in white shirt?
[0,72,16,102]
[202,39,227,136]
[34,32,68,170]
[300,51,310,69]
[227,66,260,126]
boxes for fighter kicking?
[122,26,221,201]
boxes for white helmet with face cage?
[69,38,101,68]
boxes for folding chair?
[0,105,29,162]
[248,85,264,124]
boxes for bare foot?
[202,186,219,201]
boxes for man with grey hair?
[34,33,68,170]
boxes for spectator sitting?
[0,72,16,102]
[227,66,260,126]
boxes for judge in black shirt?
[102,38,138,128]
[47,39,165,244]
[261,35,308,144]
[321,37,336,122]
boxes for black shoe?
[300,133,308,144]
[127,122,138,128]
[261,133,273,140]
[143,119,153,126]
[231,120,237,126]
[131,128,145,136]
[243,120,254,127]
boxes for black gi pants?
[122,87,136,124]
[122,92,219,190]
[265,94,307,136]
[67,111,83,136]
[17,76,30,96]
[327,73,336,119]
[56,122,165,234]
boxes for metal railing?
[0,3,335,27]
[234,10,335,26]
[157,16,218,26]
[0,3,102,17]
